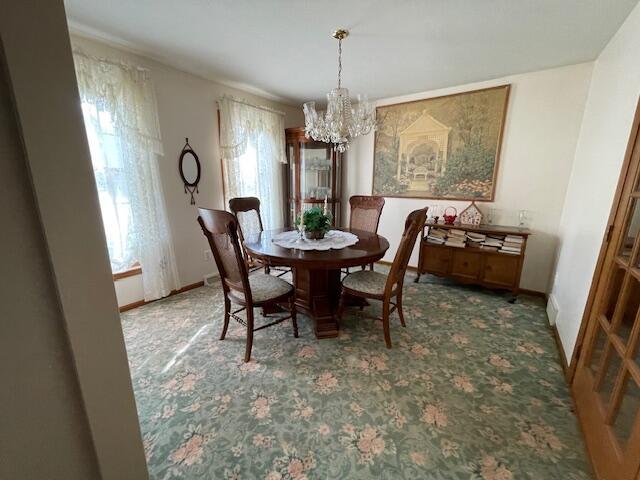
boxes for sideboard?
[415,222,531,294]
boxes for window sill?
[113,265,142,281]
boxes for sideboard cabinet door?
[482,254,520,288]
[451,250,482,280]
[420,245,452,275]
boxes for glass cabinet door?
[285,141,296,228]
[285,127,343,228]
[300,141,333,204]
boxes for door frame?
[568,98,640,384]
[1,2,149,478]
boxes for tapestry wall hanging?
[372,85,510,201]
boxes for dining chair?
[197,208,298,362]
[228,197,267,273]
[228,196,290,277]
[338,207,428,348]
[346,195,385,272]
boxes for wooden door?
[573,104,640,480]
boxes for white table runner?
[272,230,359,251]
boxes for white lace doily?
[272,230,359,251]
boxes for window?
[81,102,136,273]
[219,96,286,230]
[74,50,179,300]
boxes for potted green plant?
[296,206,332,240]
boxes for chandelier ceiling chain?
[303,28,376,153]
[337,35,342,89]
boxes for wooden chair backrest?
[197,208,252,302]
[349,195,385,233]
[228,196,264,243]
[385,207,429,296]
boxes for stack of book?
[500,235,524,255]
[466,231,486,248]
[426,228,447,245]
[481,235,504,252]
[445,229,467,248]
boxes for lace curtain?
[73,51,180,301]
[219,96,286,230]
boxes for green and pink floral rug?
[121,272,592,479]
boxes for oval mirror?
[179,150,201,187]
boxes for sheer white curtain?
[73,51,180,301]
[218,96,286,230]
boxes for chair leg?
[289,295,299,338]
[396,290,406,327]
[220,296,230,340]
[244,307,254,363]
[382,299,392,349]
[337,291,347,323]
[369,262,374,270]
[264,265,270,274]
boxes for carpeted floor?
[121,272,592,479]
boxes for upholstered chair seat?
[342,270,397,296]
[245,273,293,303]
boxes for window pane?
[589,324,608,375]
[598,348,623,408]
[602,266,626,322]
[611,374,640,450]
[619,199,640,260]
[613,276,640,347]
[81,101,135,272]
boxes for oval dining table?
[243,228,390,339]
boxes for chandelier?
[303,29,376,153]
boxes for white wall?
[70,34,304,307]
[549,3,640,360]
[345,63,594,293]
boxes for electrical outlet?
[204,249,213,261]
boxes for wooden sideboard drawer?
[451,250,482,280]
[482,254,520,288]
[420,244,452,275]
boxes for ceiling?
[65,0,638,105]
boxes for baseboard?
[377,260,418,272]
[551,324,570,380]
[546,293,559,326]
[118,280,204,313]
[378,261,547,299]
[518,288,547,299]
[119,299,147,313]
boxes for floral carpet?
[121,272,592,479]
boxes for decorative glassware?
[430,205,441,224]
[518,210,529,228]
[486,208,496,225]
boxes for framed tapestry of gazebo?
[371,84,510,201]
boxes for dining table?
[243,228,390,339]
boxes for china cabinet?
[284,127,342,228]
